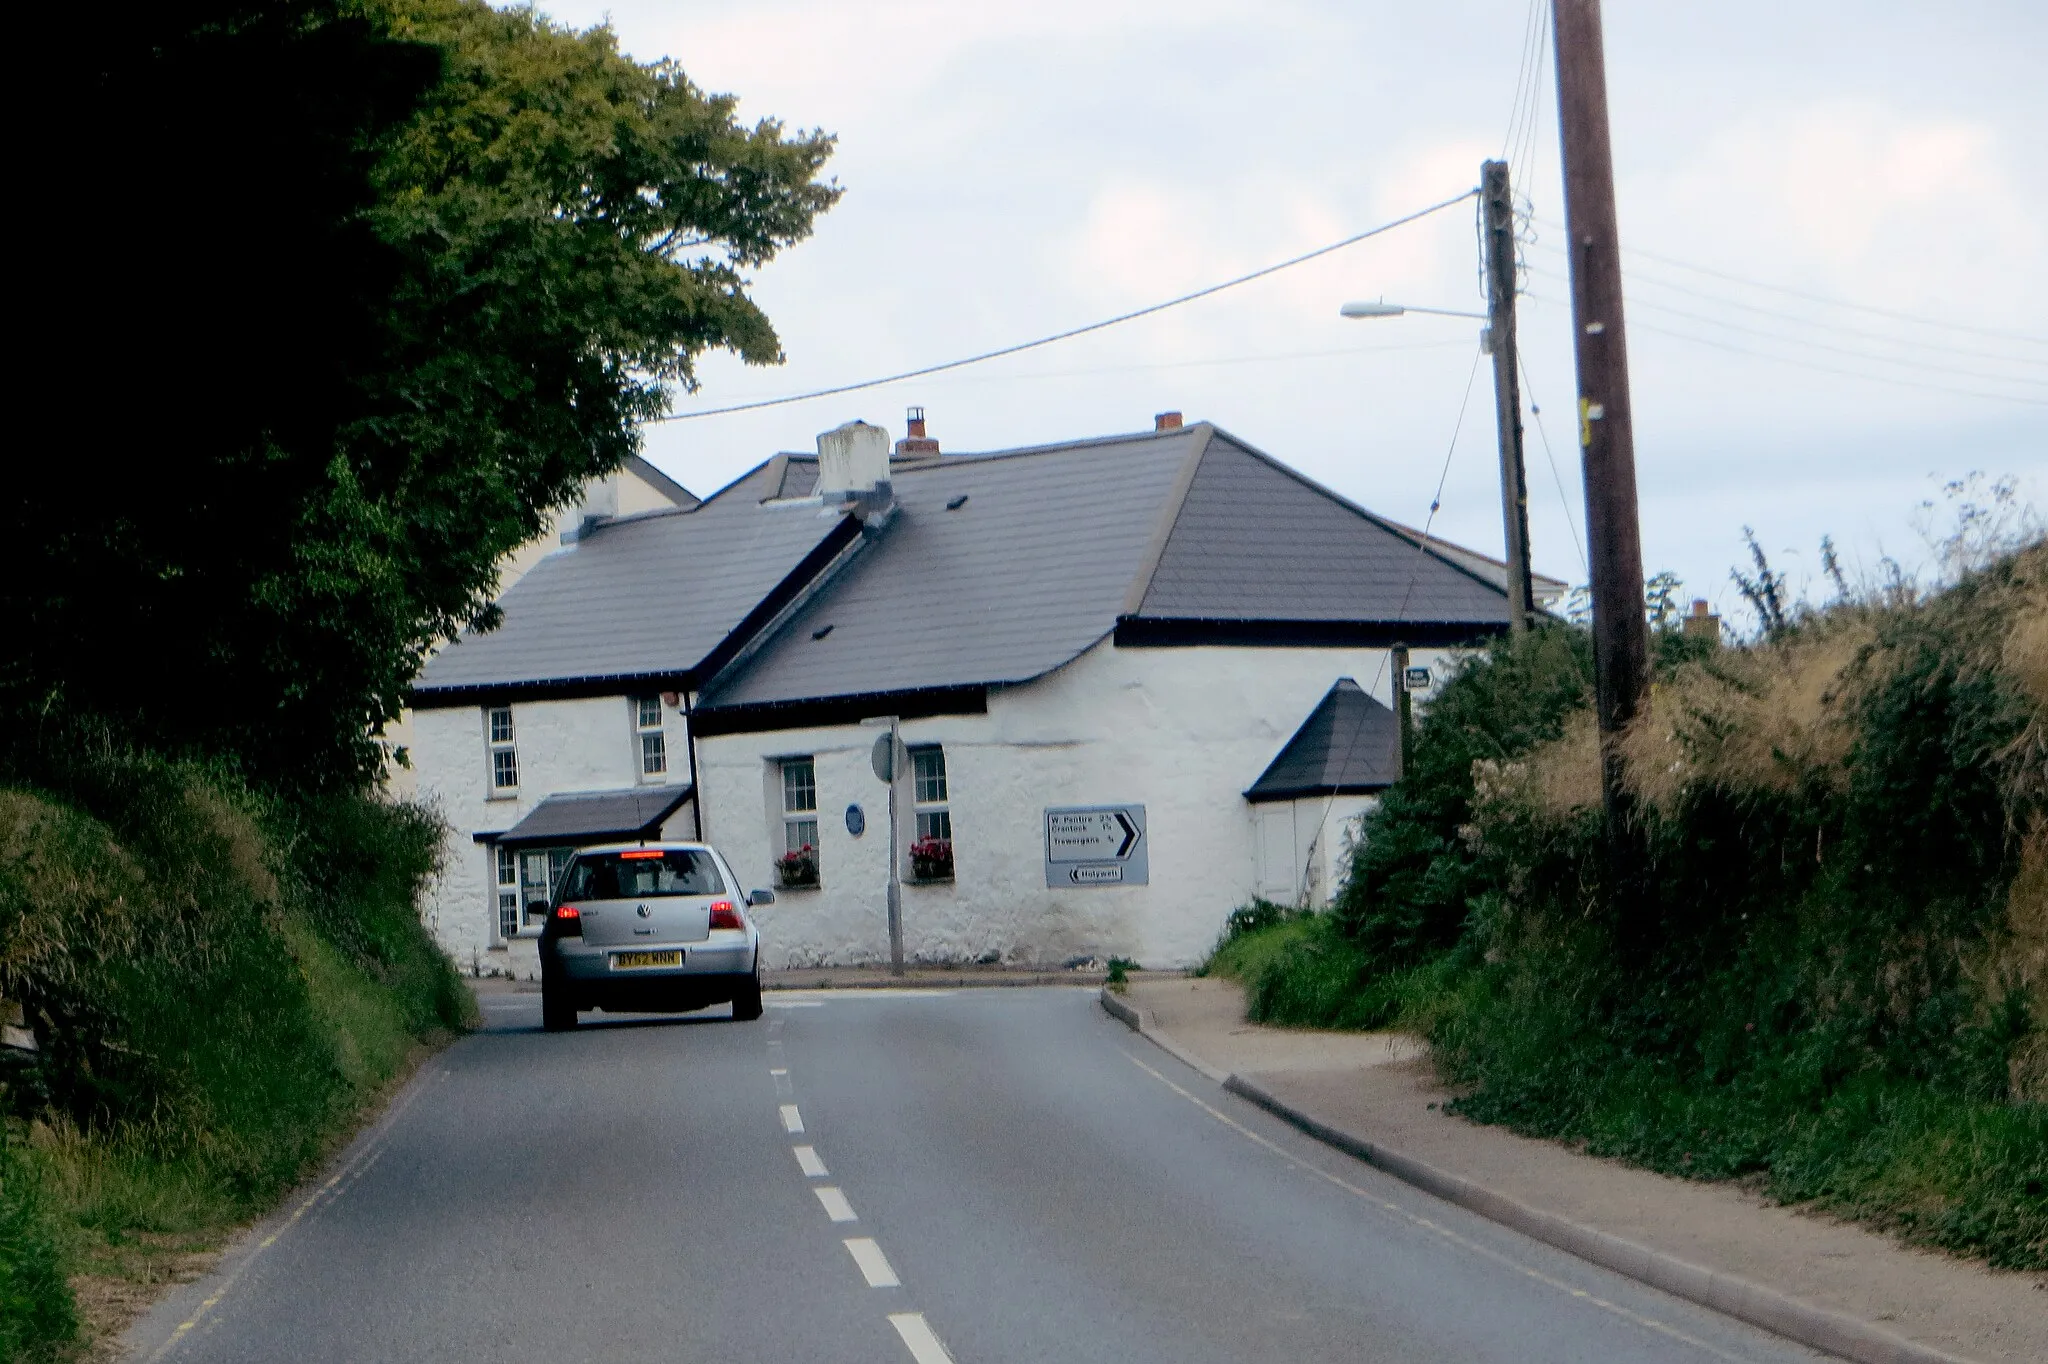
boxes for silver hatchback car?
[537,842,773,1031]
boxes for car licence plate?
[612,950,683,970]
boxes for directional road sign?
[1043,805,1147,887]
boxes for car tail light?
[553,903,582,937]
[708,900,743,930]
[620,849,664,860]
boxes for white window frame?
[909,737,954,876]
[485,706,518,798]
[780,756,820,867]
[518,848,570,934]
[910,745,952,844]
[494,845,520,941]
[632,695,667,781]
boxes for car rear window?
[560,850,725,900]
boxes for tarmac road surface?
[128,988,1827,1363]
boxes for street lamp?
[1339,299,1489,322]
[1339,189,1536,639]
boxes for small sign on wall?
[1044,805,1147,887]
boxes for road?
[131,988,1826,1363]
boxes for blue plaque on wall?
[844,803,867,838]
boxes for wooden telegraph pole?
[1481,159,1534,635]
[1551,0,1649,839]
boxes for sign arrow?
[1114,811,1139,859]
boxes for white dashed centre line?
[780,1104,804,1134]
[793,1145,828,1177]
[888,1313,957,1364]
[813,1186,858,1223]
[769,1067,788,1075]
[843,1237,900,1288]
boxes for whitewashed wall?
[411,692,692,976]
[1253,795,1378,908]
[699,639,1456,970]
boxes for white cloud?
[524,0,2044,602]
[1640,101,2042,329]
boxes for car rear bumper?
[568,971,756,1013]
[544,932,756,1011]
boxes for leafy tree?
[7,0,838,791]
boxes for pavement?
[1110,976,2048,1364]
[122,985,1854,1363]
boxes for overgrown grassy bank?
[0,737,471,1361]
[1207,544,2048,1269]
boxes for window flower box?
[777,847,820,889]
[909,836,953,882]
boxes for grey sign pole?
[887,716,903,974]
[868,718,905,975]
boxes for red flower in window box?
[910,836,953,881]
[777,844,820,887]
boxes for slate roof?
[490,783,694,849]
[412,459,852,699]
[1373,515,1568,604]
[701,428,1205,709]
[412,420,1519,713]
[701,424,1513,715]
[1136,433,1509,624]
[1244,678,1400,801]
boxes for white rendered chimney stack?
[816,420,893,510]
[811,419,892,520]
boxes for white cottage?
[407,414,1557,975]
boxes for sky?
[531,0,2045,627]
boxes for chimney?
[1154,411,1183,431]
[816,421,893,509]
[893,405,941,458]
[560,472,619,544]
[1681,598,1721,646]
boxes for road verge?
[1101,986,1975,1364]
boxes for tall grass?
[0,735,471,1359]
[0,1142,74,1364]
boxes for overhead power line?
[1525,291,2048,407]
[648,188,1481,424]
[1530,216,2048,345]
[1300,345,1488,902]
[1515,350,1588,575]
[1525,263,2048,388]
[1523,248,2048,369]
[886,338,1476,389]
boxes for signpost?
[862,719,906,975]
[1043,805,1148,887]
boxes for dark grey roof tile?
[414,460,850,695]
[494,783,694,848]
[1137,434,1509,624]
[703,430,1204,708]
[1244,678,1399,800]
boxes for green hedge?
[0,739,470,1358]
[1210,545,2048,1269]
